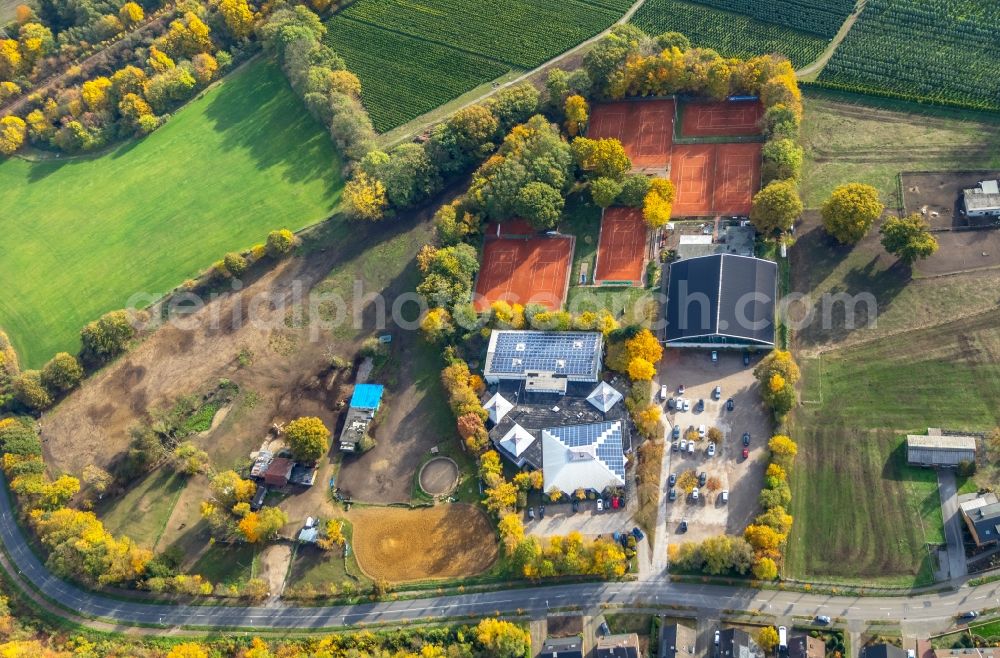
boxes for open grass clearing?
[191,543,257,588]
[799,91,1000,208]
[96,468,185,549]
[785,426,941,587]
[0,58,343,367]
[347,504,497,583]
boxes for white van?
[721,490,729,504]
[778,626,787,651]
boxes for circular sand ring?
[418,457,459,496]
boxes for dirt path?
[258,543,293,599]
[796,0,867,81]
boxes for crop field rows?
[688,0,854,37]
[326,0,632,131]
[631,0,828,69]
[819,0,1000,111]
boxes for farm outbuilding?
[963,180,1000,217]
[906,431,977,467]
[665,254,778,348]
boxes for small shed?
[264,457,294,487]
[350,384,384,411]
[906,433,977,467]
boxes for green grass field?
[786,210,1000,585]
[631,0,829,69]
[800,90,1000,207]
[97,468,185,549]
[324,0,630,132]
[0,58,344,368]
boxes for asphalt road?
[1,474,996,633]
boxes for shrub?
[266,229,296,257]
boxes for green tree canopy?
[750,179,802,236]
[821,183,884,244]
[284,416,331,462]
[879,213,939,265]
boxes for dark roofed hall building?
[861,645,908,658]
[665,254,777,348]
[595,633,641,658]
[540,636,585,658]
[787,634,825,658]
[659,623,696,658]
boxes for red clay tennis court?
[670,142,762,216]
[473,235,574,311]
[595,207,648,285]
[589,99,675,168]
[681,100,763,137]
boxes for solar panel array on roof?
[484,331,603,382]
[544,421,625,480]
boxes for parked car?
[691,487,700,500]
[572,499,579,513]
[668,473,677,486]
[683,398,691,411]
[671,440,679,452]
[742,447,750,459]
[679,439,688,451]
[715,631,720,646]
[631,526,645,541]
[743,351,751,366]
[695,399,704,412]
[528,507,535,520]
[596,499,604,512]
[721,490,729,504]
[667,397,676,410]
[726,397,734,411]
[251,484,268,512]
[687,441,695,454]
[538,505,545,519]
[814,615,831,625]
[611,496,620,510]
[743,432,751,446]
[677,384,685,395]
[669,488,677,501]
[698,471,707,487]
[711,350,718,363]
[908,651,916,658]
[698,424,706,438]
[712,385,722,400]
[707,442,716,457]
[678,518,688,532]
[660,384,668,401]
[673,425,681,440]
[959,611,979,620]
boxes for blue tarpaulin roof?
[350,384,384,410]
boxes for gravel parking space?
[658,349,770,545]
[525,499,634,539]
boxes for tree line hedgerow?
[0,0,263,155]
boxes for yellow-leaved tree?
[564,94,588,136]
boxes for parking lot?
[659,349,771,544]
[525,497,636,539]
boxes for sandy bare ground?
[39,208,440,477]
[258,543,292,599]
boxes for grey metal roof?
[906,434,976,466]
[484,330,603,382]
[665,254,777,346]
